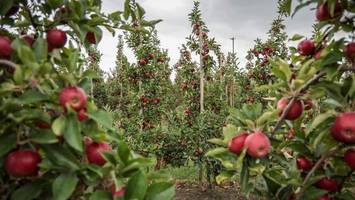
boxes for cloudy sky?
[98,0,317,73]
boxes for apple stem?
[295,146,340,200]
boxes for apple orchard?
[0,0,354,200]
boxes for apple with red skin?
[0,36,13,58]
[59,86,87,111]
[85,32,96,44]
[5,150,41,177]
[228,133,248,154]
[77,108,88,121]
[277,97,304,120]
[35,120,51,129]
[139,58,147,66]
[47,28,67,48]
[297,156,313,171]
[344,149,355,169]
[317,195,330,200]
[111,185,125,198]
[345,42,355,63]
[297,39,315,56]
[85,141,112,166]
[315,177,338,192]
[148,53,155,60]
[5,5,19,17]
[304,100,313,110]
[331,112,355,143]
[316,2,342,21]
[244,131,270,158]
[22,35,35,47]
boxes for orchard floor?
[174,182,250,200]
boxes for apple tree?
[0,0,174,199]
[207,0,355,199]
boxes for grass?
[160,165,200,182]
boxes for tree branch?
[295,146,340,200]
[0,59,17,70]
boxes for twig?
[295,146,340,200]
[0,59,17,70]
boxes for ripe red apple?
[0,36,13,58]
[315,177,338,192]
[298,39,315,56]
[59,86,87,111]
[228,133,248,154]
[85,141,112,166]
[5,5,19,17]
[111,185,125,198]
[345,42,355,63]
[22,35,35,47]
[331,112,355,143]
[244,131,270,158]
[317,195,330,200]
[277,97,304,120]
[5,150,41,177]
[35,120,51,129]
[304,100,313,110]
[77,108,88,121]
[148,53,155,60]
[139,58,147,66]
[86,32,96,44]
[316,2,342,21]
[47,28,67,48]
[344,149,355,169]
[297,156,313,171]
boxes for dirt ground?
[174,182,248,200]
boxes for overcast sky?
[98,0,316,73]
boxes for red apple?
[35,120,51,129]
[148,53,155,60]
[0,36,12,58]
[47,28,67,48]
[22,35,35,47]
[317,195,330,200]
[298,39,315,56]
[297,156,313,171]
[244,131,270,158]
[331,112,355,143]
[316,2,342,21]
[345,42,355,63]
[228,133,248,154]
[304,100,313,110]
[315,177,338,192]
[5,5,19,17]
[111,185,125,198]
[85,141,112,166]
[77,108,88,121]
[139,58,147,66]
[86,32,96,44]
[277,97,304,120]
[59,86,87,111]
[344,149,355,169]
[5,150,41,177]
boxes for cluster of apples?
[228,130,270,158]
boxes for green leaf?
[41,144,80,170]
[306,110,336,136]
[0,0,14,15]
[117,140,130,164]
[290,34,303,41]
[52,173,79,200]
[30,130,59,144]
[240,159,249,193]
[16,90,48,104]
[123,0,131,20]
[125,171,148,200]
[145,182,175,200]
[208,138,226,146]
[300,186,328,200]
[256,110,278,127]
[222,124,238,141]
[11,181,45,200]
[63,113,83,152]
[87,110,114,131]
[89,191,112,200]
[52,115,65,136]
[0,133,17,157]
[205,147,228,157]
[33,38,48,61]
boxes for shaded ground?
[174,182,246,200]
